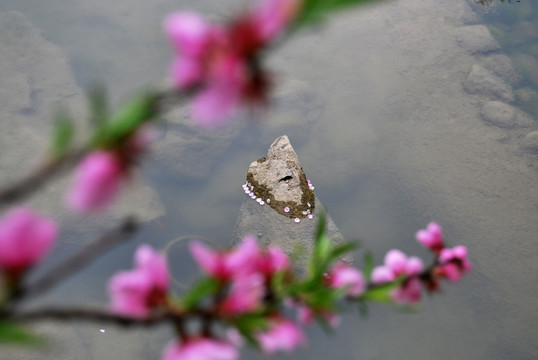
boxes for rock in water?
[234,135,350,268]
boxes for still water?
[0,0,537,359]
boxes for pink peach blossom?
[164,0,300,126]
[258,246,290,275]
[108,244,169,318]
[67,151,124,212]
[326,262,366,297]
[392,277,422,304]
[370,250,425,304]
[416,222,444,252]
[164,12,212,57]
[371,250,424,284]
[297,304,341,328]
[189,235,261,280]
[220,272,265,314]
[257,318,306,354]
[371,266,396,284]
[252,0,301,42]
[0,207,57,274]
[162,337,238,360]
[438,245,471,282]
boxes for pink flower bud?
[189,235,261,280]
[67,151,124,213]
[0,207,57,274]
[162,337,238,360]
[391,277,422,304]
[165,12,212,57]
[108,245,169,318]
[327,262,366,297]
[257,318,306,354]
[220,272,265,315]
[416,222,444,252]
[371,266,395,284]
[384,249,408,275]
[438,245,471,282]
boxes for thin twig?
[7,307,170,327]
[0,149,86,208]
[9,217,139,303]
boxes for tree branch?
[9,217,139,303]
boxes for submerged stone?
[235,136,350,268]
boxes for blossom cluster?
[164,0,301,126]
[370,222,472,304]
[107,235,366,360]
[104,221,472,360]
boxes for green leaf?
[92,92,159,147]
[363,251,374,279]
[180,277,220,310]
[0,321,40,346]
[270,270,289,298]
[361,280,401,303]
[328,242,357,263]
[51,109,74,157]
[294,0,386,29]
[230,313,269,348]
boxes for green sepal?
[363,251,374,280]
[179,277,220,310]
[294,0,386,28]
[0,321,41,346]
[230,313,269,348]
[50,109,74,158]
[92,92,159,148]
[361,279,402,303]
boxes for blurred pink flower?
[296,304,341,328]
[371,249,425,304]
[189,235,261,280]
[258,246,290,275]
[326,262,366,297]
[392,277,422,304]
[0,207,57,274]
[257,318,306,354]
[371,250,424,284]
[162,337,238,360]
[164,0,300,126]
[252,0,301,42]
[220,272,265,314]
[108,244,169,318]
[438,245,471,282]
[67,151,124,213]
[416,222,444,252]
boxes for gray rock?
[521,131,538,153]
[235,136,350,269]
[479,54,521,86]
[246,135,315,219]
[463,64,514,102]
[454,25,500,54]
[515,87,538,118]
[481,101,517,128]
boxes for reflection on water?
[0,0,537,359]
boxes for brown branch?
[0,149,86,208]
[8,217,139,303]
[6,307,170,327]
